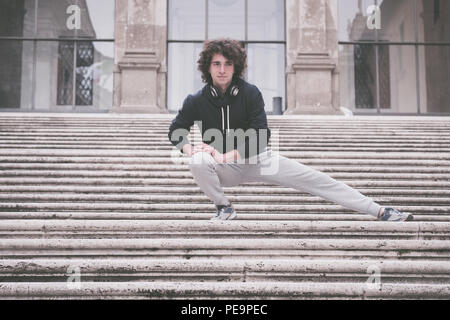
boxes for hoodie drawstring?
[227,105,230,135]
[221,105,230,135]
[221,108,225,134]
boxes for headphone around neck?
[210,84,239,99]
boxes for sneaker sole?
[210,212,237,221]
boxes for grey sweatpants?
[189,150,382,218]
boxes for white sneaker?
[210,204,237,220]
[378,207,414,222]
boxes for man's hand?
[193,143,215,155]
[183,144,241,163]
[212,149,241,164]
[183,143,215,157]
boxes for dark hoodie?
[168,78,271,159]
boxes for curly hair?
[197,38,247,83]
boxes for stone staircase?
[0,113,449,299]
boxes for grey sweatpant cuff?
[367,202,383,218]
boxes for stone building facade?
[0,0,448,115]
[112,0,340,115]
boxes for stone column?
[286,0,340,114]
[112,0,167,113]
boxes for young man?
[168,38,413,222]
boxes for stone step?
[1,163,450,174]
[0,238,449,259]
[1,118,448,125]
[2,134,449,143]
[0,203,446,216]
[1,129,448,136]
[3,128,448,136]
[1,119,448,125]
[2,145,449,153]
[0,281,449,299]
[1,156,449,166]
[1,132,447,140]
[1,169,449,180]
[2,135,450,143]
[0,220,448,240]
[1,193,449,205]
[1,185,449,197]
[0,258,449,284]
[1,148,450,159]
[1,132,448,140]
[0,211,448,222]
[1,177,449,188]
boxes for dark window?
[167,0,286,113]
[354,45,376,109]
[0,0,114,111]
[75,42,94,106]
[354,44,390,109]
[57,42,74,105]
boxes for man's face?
[209,53,234,92]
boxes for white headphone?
[210,84,239,98]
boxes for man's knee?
[189,152,216,171]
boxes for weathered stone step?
[0,112,446,119]
[1,169,449,181]
[0,193,449,206]
[0,220,447,240]
[1,122,447,135]
[1,185,449,197]
[1,138,449,145]
[2,156,449,168]
[0,281,449,300]
[1,177,449,188]
[0,211,448,222]
[2,121,449,128]
[0,203,446,215]
[0,258,448,284]
[3,125,447,133]
[2,120,448,126]
[1,148,449,159]
[2,145,449,152]
[1,163,449,174]
[0,238,448,252]
[0,185,444,194]
[1,248,447,260]
[0,220,446,233]
[2,136,450,145]
[2,116,448,122]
